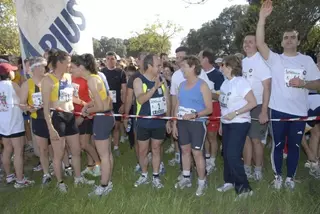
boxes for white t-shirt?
[219,77,252,124]
[242,52,271,105]
[265,51,320,116]
[170,69,214,96]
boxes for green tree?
[0,0,20,55]
[126,19,183,56]
[93,37,127,58]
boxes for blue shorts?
[23,113,30,121]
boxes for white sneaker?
[57,182,68,193]
[92,165,101,177]
[33,163,42,172]
[6,174,16,184]
[253,171,263,181]
[196,181,207,196]
[235,190,253,201]
[165,144,175,154]
[284,177,295,191]
[217,183,234,192]
[42,174,52,185]
[152,177,164,189]
[64,166,73,177]
[174,177,192,189]
[134,175,149,187]
[88,185,113,197]
[206,162,216,175]
[120,136,126,143]
[134,163,141,173]
[160,162,166,175]
[270,175,283,190]
[81,167,94,176]
[14,178,35,189]
[74,176,95,186]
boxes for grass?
[1,141,320,214]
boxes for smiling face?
[243,35,257,56]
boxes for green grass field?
[1,141,320,214]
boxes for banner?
[15,0,93,59]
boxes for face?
[281,31,300,50]
[106,55,117,68]
[70,63,82,77]
[198,51,206,68]
[181,60,194,79]
[243,35,257,55]
[149,56,161,76]
[33,65,46,77]
[220,62,232,78]
[163,67,172,80]
[57,56,71,73]
[176,51,186,67]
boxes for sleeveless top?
[0,81,24,135]
[90,74,107,101]
[136,75,167,128]
[178,79,206,122]
[47,73,74,103]
[27,78,44,119]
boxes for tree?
[92,37,127,58]
[126,19,183,56]
[0,0,20,55]
[182,5,248,56]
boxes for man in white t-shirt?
[242,33,271,181]
[170,46,214,178]
[257,0,320,190]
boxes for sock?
[114,146,119,150]
[205,154,211,159]
[65,165,71,169]
[141,172,148,177]
[182,170,190,178]
[153,173,159,178]
[59,180,64,184]
[210,157,216,165]
[198,178,206,185]
[101,184,108,188]
[254,166,262,172]
[244,165,252,174]
[175,152,180,161]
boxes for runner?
[256,0,320,190]
[70,55,101,177]
[20,57,53,185]
[199,49,224,174]
[101,51,127,156]
[0,63,34,188]
[217,55,257,200]
[41,50,94,192]
[172,55,212,196]
[242,33,271,181]
[75,54,114,197]
[133,54,170,188]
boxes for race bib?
[219,92,229,108]
[285,68,306,87]
[72,83,80,97]
[177,106,196,118]
[32,92,43,107]
[110,90,117,103]
[59,88,73,102]
[150,96,167,116]
[0,92,8,112]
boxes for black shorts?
[177,120,207,150]
[93,114,115,140]
[0,132,25,138]
[136,126,166,141]
[51,111,79,137]
[32,118,50,139]
[79,119,93,135]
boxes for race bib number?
[0,91,8,112]
[219,93,229,108]
[72,83,80,97]
[59,88,73,102]
[110,90,117,103]
[32,92,43,107]
[177,106,196,118]
[150,96,167,116]
[285,68,306,87]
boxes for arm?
[124,88,134,115]
[86,78,104,113]
[163,81,170,117]
[19,81,30,111]
[256,0,273,60]
[261,78,271,114]
[121,83,127,103]
[172,99,180,126]
[41,77,54,130]
[304,79,320,91]
[133,78,156,105]
[235,90,257,115]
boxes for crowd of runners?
[0,0,320,200]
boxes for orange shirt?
[72,77,91,113]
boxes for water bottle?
[126,118,132,132]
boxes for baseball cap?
[215,58,223,64]
[0,63,18,75]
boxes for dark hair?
[162,61,174,73]
[245,32,256,37]
[223,55,243,77]
[47,49,68,69]
[283,29,300,41]
[175,46,190,54]
[126,65,138,72]
[0,73,10,81]
[71,53,97,74]
[143,54,156,71]
[202,49,215,65]
[160,53,168,58]
[106,51,116,58]
[183,55,202,75]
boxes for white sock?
[198,179,206,185]
[182,170,190,177]
[142,172,148,177]
[210,157,216,165]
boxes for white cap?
[215,58,223,63]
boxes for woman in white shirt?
[217,55,257,200]
[0,63,34,188]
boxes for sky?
[85,0,247,56]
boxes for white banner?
[15,0,93,59]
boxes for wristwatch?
[235,111,239,116]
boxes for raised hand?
[259,0,273,19]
